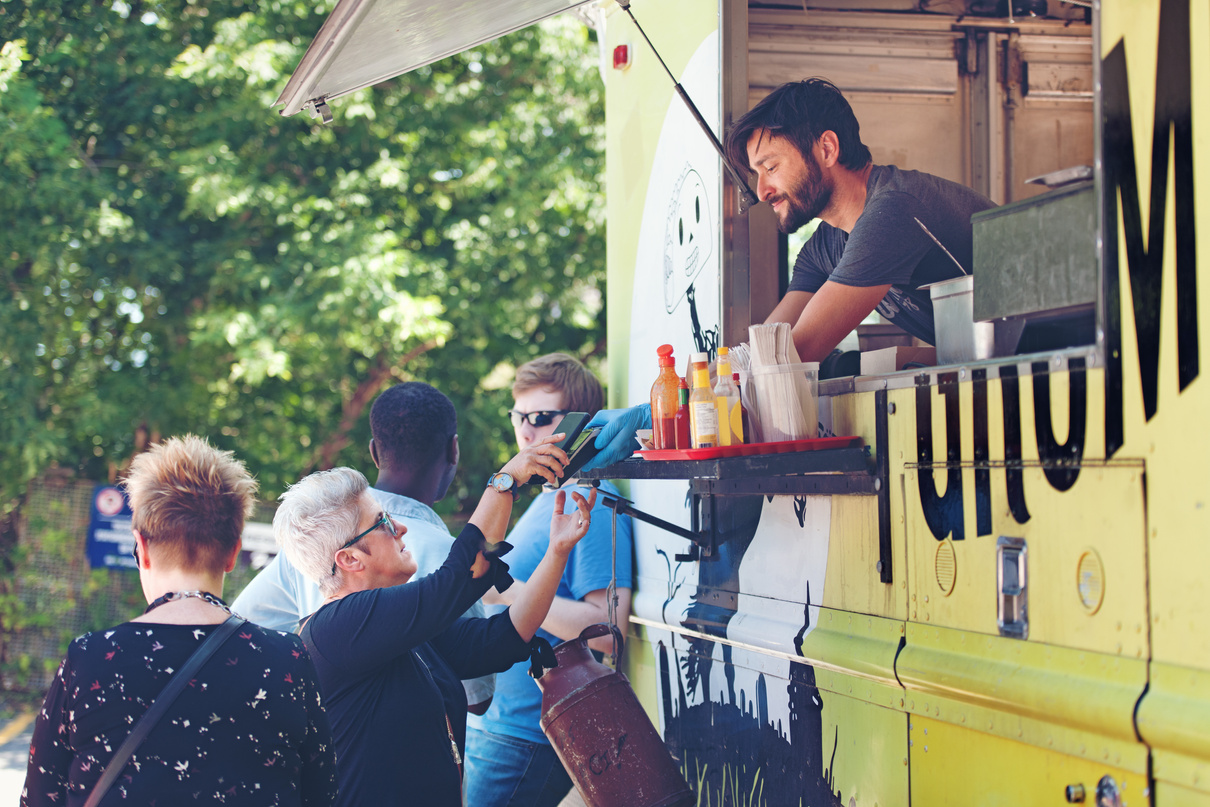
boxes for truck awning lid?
[274,0,594,119]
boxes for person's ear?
[448,434,460,468]
[817,130,841,168]
[369,439,381,469]
[133,529,151,571]
[224,543,241,574]
[334,548,364,576]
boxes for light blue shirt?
[232,486,494,707]
[467,479,632,745]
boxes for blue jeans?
[464,727,573,807]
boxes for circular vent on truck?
[935,540,957,596]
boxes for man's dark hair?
[724,78,872,177]
[369,382,457,470]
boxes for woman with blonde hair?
[23,435,337,807]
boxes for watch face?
[493,472,514,491]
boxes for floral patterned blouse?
[22,620,338,806]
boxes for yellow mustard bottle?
[688,352,718,449]
[713,347,741,447]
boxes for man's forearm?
[537,594,609,642]
[540,589,632,654]
[491,583,633,651]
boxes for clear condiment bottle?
[674,378,691,449]
[713,347,741,447]
[688,352,718,449]
[734,372,751,445]
[649,344,680,450]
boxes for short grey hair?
[274,467,368,597]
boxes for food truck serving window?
[275,0,594,118]
[738,8,1098,378]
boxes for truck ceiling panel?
[274,0,593,118]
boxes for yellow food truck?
[277,0,1208,803]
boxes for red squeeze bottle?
[674,378,691,449]
[650,344,680,450]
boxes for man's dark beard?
[774,152,830,234]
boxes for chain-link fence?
[2,475,268,695]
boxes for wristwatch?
[487,471,520,501]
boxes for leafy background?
[0,0,605,687]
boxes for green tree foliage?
[0,1,605,517]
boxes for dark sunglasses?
[508,409,569,428]
[332,511,398,575]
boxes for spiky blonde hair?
[124,435,258,572]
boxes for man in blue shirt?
[233,381,495,712]
[466,353,634,807]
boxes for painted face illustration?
[663,165,714,313]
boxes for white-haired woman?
[274,432,592,807]
[23,435,337,807]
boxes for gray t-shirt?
[787,164,996,344]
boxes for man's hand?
[500,432,570,488]
[548,487,596,557]
[769,282,890,362]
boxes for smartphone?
[525,412,590,487]
[560,426,604,480]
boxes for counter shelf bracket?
[587,484,717,564]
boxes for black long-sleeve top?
[300,523,529,807]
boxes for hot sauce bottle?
[650,344,680,450]
[674,378,691,449]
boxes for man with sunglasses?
[465,353,634,807]
[233,381,497,713]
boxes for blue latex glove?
[581,404,652,471]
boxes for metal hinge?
[306,99,333,124]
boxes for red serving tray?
[635,435,862,461]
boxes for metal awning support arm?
[593,486,698,542]
[592,484,712,564]
[616,1,759,212]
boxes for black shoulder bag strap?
[83,615,246,807]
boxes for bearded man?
[724,77,996,362]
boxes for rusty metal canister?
[536,624,693,807]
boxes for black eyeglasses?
[332,512,398,575]
[508,409,569,428]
